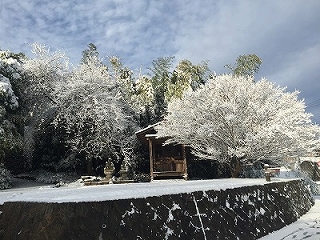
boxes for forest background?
[0,43,319,188]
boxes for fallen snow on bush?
[0,75,18,110]
[0,164,11,190]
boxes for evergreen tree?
[225,54,262,79]
[136,57,211,125]
[0,50,26,174]
[148,56,174,122]
[81,43,100,65]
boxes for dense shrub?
[35,170,78,184]
[0,163,11,189]
[132,173,151,182]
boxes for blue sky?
[1,0,320,122]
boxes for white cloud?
[0,0,319,119]
[173,1,320,72]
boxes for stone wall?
[0,179,314,240]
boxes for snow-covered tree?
[53,55,139,174]
[0,51,23,111]
[133,75,154,109]
[23,43,69,115]
[0,74,19,111]
[156,74,320,177]
[0,50,26,174]
[22,43,70,170]
[21,43,141,175]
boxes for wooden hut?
[136,124,188,180]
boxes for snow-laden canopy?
[0,51,23,110]
[156,74,320,167]
[52,56,139,162]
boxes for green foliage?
[148,56,174,121]
[34,169,78,184]
[0,120,24,174]
[168,59,210,100]
[0,163,11,189]
[136,56,211,124]
[81,43,100,65]
[0,50,26,175]
[108,56,135,102]
[32,118,73,172]
[225,54,262,78]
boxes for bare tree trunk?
[230,156,242,178]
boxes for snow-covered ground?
[259,195,320,240]
[0,178,272,204]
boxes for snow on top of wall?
[0,178,295,204]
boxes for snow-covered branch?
[156,74,320,171]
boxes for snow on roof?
[134,123,159,135]
[145,134,158,138]
[300,157,320,163]
[0,178,295,204]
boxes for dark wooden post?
[182,144,188,180]
[148,138,154,181]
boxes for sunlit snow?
[0,178,283,204]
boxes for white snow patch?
[122,202,139,218]
[153,212,160,221]
[202,191,214,202]
[165,202,181,222]
[0,75,18,109]
[163,224,174,240]
[259,196,320,239]
[0,178,293,204]
[226,200,230,209]
[260,207,266,215]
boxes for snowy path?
[259,195,320,240]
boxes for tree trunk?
[230,156,242,178]
[86,160,93,175]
